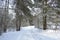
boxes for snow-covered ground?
[0,26,60,40]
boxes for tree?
[0,16,3,35]
[41,0,48,30]
[15,0,33,31]
[3,0,9,32]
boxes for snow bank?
[40,30,60,40]
[21,26,35,30]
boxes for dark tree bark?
[29,19,33,25]
[3,24,7,32]
[15,10,21,31]
[0,17,3,35]
[16,20,20,31]
[16,18,21,31]
[42,0,47,30]
[3,0,9,32]
[43,16,47,30]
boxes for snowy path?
[0,26,60,40]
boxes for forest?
[0,0,60,40]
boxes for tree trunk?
[16,20,20,31]
[16,18,21,31]
[16,10,21,31]
[3,0,9,32]
[29,19,33,25]
[3,24,7,32]
[43,16,47,30]
[0,17,3,35]
[37,18,40,28]
[42,0,47,30]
